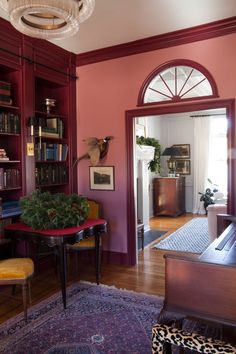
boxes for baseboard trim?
[102,250,129,265]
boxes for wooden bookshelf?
[34,76,70,193]
[0,16,77,206]
[0,63,23,201]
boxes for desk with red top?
[4,219,107,309]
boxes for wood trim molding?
[102,250,129,265]
[76,16,236,66]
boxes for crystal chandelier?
[0,0,95,39]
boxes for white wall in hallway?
[145,115,194,214]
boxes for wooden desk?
[4,219,107,309]
[153,177,185,217]
[161,220,236,328]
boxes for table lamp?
[162,146,181,176]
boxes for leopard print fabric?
[152,323,236,354]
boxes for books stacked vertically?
[35,165,68,186]
[0,149,9,161]
[0,112,20,133]
[0,81,12,106]
[0,168,20,189]
[35,143,68,161]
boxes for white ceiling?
[0,0,236,54]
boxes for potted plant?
[198,179,219,213]
[136,136,161,174]
[20,189,89,229]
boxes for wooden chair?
[0,257,34,321]
[67,200,102,284]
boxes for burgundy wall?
[76,33,236,263]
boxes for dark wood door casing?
[126,98,235,265]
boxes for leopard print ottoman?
[152,323,236,354]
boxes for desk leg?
[95,232,101,285]
[57,244,67,309]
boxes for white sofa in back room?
[207,204,227,242]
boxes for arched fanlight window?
[138,60,218,106]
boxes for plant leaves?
[20,190,89,230]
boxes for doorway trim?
[125,98,235,265]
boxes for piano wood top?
[200,222,236,266]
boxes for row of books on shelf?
[0,81,12,106]
[35,142,68,162]
[0,168,20,189]
[35,164,68,186]
[0,112,20,134]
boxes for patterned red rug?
[0,282,164,354]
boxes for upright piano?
[161,215,236,339]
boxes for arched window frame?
[137,59,219,106]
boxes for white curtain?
[192,117,212,214]
[207,117,227,197]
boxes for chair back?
[87,200,101,219]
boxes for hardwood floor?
[0,213,197,323]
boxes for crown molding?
[76,16,236,67]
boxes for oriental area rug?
[0,282,164,354]
[154,217,210,254]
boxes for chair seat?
[0,258,34,280]
[67,199,104,285]
[69,236,96,249]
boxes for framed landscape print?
[175,159,191,175]
[89,166,115,190]
[172,144,190,159]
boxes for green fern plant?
[136,136,161,174]
[20,190,89,230]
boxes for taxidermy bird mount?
[73,136,114,167]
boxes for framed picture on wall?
[172,144,190,159]
[175,159,191,175]
[89,166,115,190]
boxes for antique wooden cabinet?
[153,177,185,217]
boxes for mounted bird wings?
[73,136,113,167]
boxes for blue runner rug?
[153,217,210,253]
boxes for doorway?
[126,99,235,265]
[135,108,228,235]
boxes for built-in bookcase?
[0,64,23,202]
[0,17,77,211]
[34,76,70,194]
